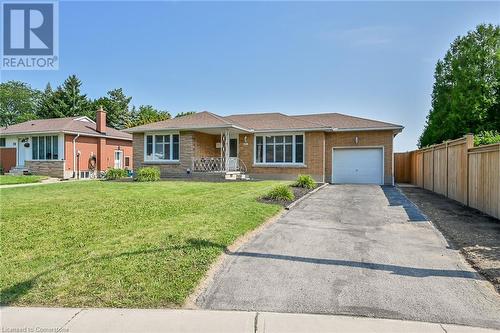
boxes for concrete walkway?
[197,185,500,329]
[0,177,62,189]
[1,307,498,333]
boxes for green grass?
[0,175,46,185]
[0,181,282,308]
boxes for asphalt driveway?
[197,185,500,329]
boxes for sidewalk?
[1,307,498,333]
[0,177,61,189]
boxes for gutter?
[72,134,80,178]
[331,126,404,133]
[124,126,404,134]
[0,131,132,141]
[124,124,253,134]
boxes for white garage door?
[332,148,384,184]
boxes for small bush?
[264,184,295,201]
[293,174,316,189]
[474,131,500,146]
[105,168,128,180]
[136,167,160,182]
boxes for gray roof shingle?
[126,111,403,133]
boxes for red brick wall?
[325,130,394,184]
[130,130,395,183]
[64,134,133,175]
[238,130,394,184]
[193,132,220,158]
[238,132,325,182]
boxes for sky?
[1,1,499,151]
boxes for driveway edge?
[285,183,329,210]
[184,209,287,309]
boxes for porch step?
[8,167,29,175]
[224,171,249,181]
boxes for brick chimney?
[96,106,106,134]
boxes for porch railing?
[192,157,247,173]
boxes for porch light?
[354,136,359,144]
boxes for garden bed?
[260,183,324,207]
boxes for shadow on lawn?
[2,237,480,305]
[0,238,226,305]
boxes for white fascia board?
[125,124,253,133]
[62,131,133,141]
[253,127,332,133]
[332,127,404,133]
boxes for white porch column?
[224,130,230,171]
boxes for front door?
[227,138,238,171]
[114,151,123,169]
[17,139,28,167]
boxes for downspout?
[72,134,80,178]
[322,133,326,183]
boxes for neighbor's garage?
[332,148,384,184]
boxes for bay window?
[255,134,304,164]
[145,133,180,161]
[32,135,59,160]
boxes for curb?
[285,183,329,210]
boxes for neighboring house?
[125,111,403,184]
[0,108,133,178]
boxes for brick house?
[125,111,403,184]
[0,108,133,178]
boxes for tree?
[37,83,56,119]
[419,24,500,148]
[93,88,132,129]
[38,75,93,119]
[0,81,40,127]
[127,105,171,128]
[175,111,196,118]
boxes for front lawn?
[0,175,46,185]
[0,181,282,307]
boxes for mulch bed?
[399,185,500,294]
[260,184,320,207]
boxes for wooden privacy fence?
[394,134,500,219]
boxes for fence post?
[421,151,424,189]
[465,134,474,206]
[445,140,449,198]
[432,145,435,192]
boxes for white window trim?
[114,150,124,169]
[29,135,62,161]
[253,132,306,166]
[144,132,180,162]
